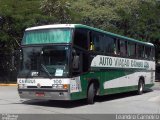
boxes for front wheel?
[87,83,95,104]
[138,80,144,95]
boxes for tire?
[138,80,144,95]
[87,83,95,104]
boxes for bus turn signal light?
[63,84,68,89]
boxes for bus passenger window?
[117,40,120,55]
[91,33,116,55]
[98,35,105,53]
[104,36,115,55]
[74,29,89,50]
[151,48,155,60]
[137,45,144,59]
[113,39,117,55]
[120,40,127,57]
[145,46,151,59]
[128,42,136,58]
[93,35,100,52]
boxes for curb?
[0,84,17,86]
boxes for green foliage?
[0,0,54,52]
[71,0,160,42]
[40,0,73,23]
[0,0,159,52]
[71,0,120,30]
[0,0,160,80]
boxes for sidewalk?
[0,83,17,86]
[152,81,160,90]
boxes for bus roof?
[25,24,154,47]
[25,24,75,31]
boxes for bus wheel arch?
[87,79,100,104]
[138,76,145,95]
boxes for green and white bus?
[17,24,155,104]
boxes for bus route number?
[53,80,62,84]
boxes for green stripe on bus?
[104,83,154,95]
[70,83,154,100]
[70,69,154,100]
[70,70,135,100]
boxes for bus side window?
[128,42,136,58]
[74,28,89,50]
[119,40,127,57]
[91,33,116,55]
[117,39,121,55]
[137,45,144,59]
[151,48,155,61]
[99,34,105,53]
[90,32,100,51]
[145,46,151,60]
[104,36,115,55]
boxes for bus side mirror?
[72,55,80,70]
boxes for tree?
[0,0,49,82]
[40,0,73,23]
[71,0,160,42]
[71,0,114,28]
[0,0,57,50]
[0,0,160,82]
[71,0,140,34]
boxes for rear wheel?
[87,83,95,104]
[138,80,144,95]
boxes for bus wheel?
[87,83,95,104]
[138,80,144,95]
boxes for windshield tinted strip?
[22,28,72,45]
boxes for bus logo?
[37,83,41,88]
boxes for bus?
[17,24,155,104]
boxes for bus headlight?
[52,84,69,89]
[63,84,69,89]
[52,84,63,89]
[18,84,27,89]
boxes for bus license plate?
[36,92,45,97]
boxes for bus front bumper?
[18,89,71,100]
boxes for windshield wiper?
[41,64,52,79]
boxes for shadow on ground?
[21,89,153,108]
[152,81,160,90]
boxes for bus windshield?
[18,46,70,78]
[22,28,72,45]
